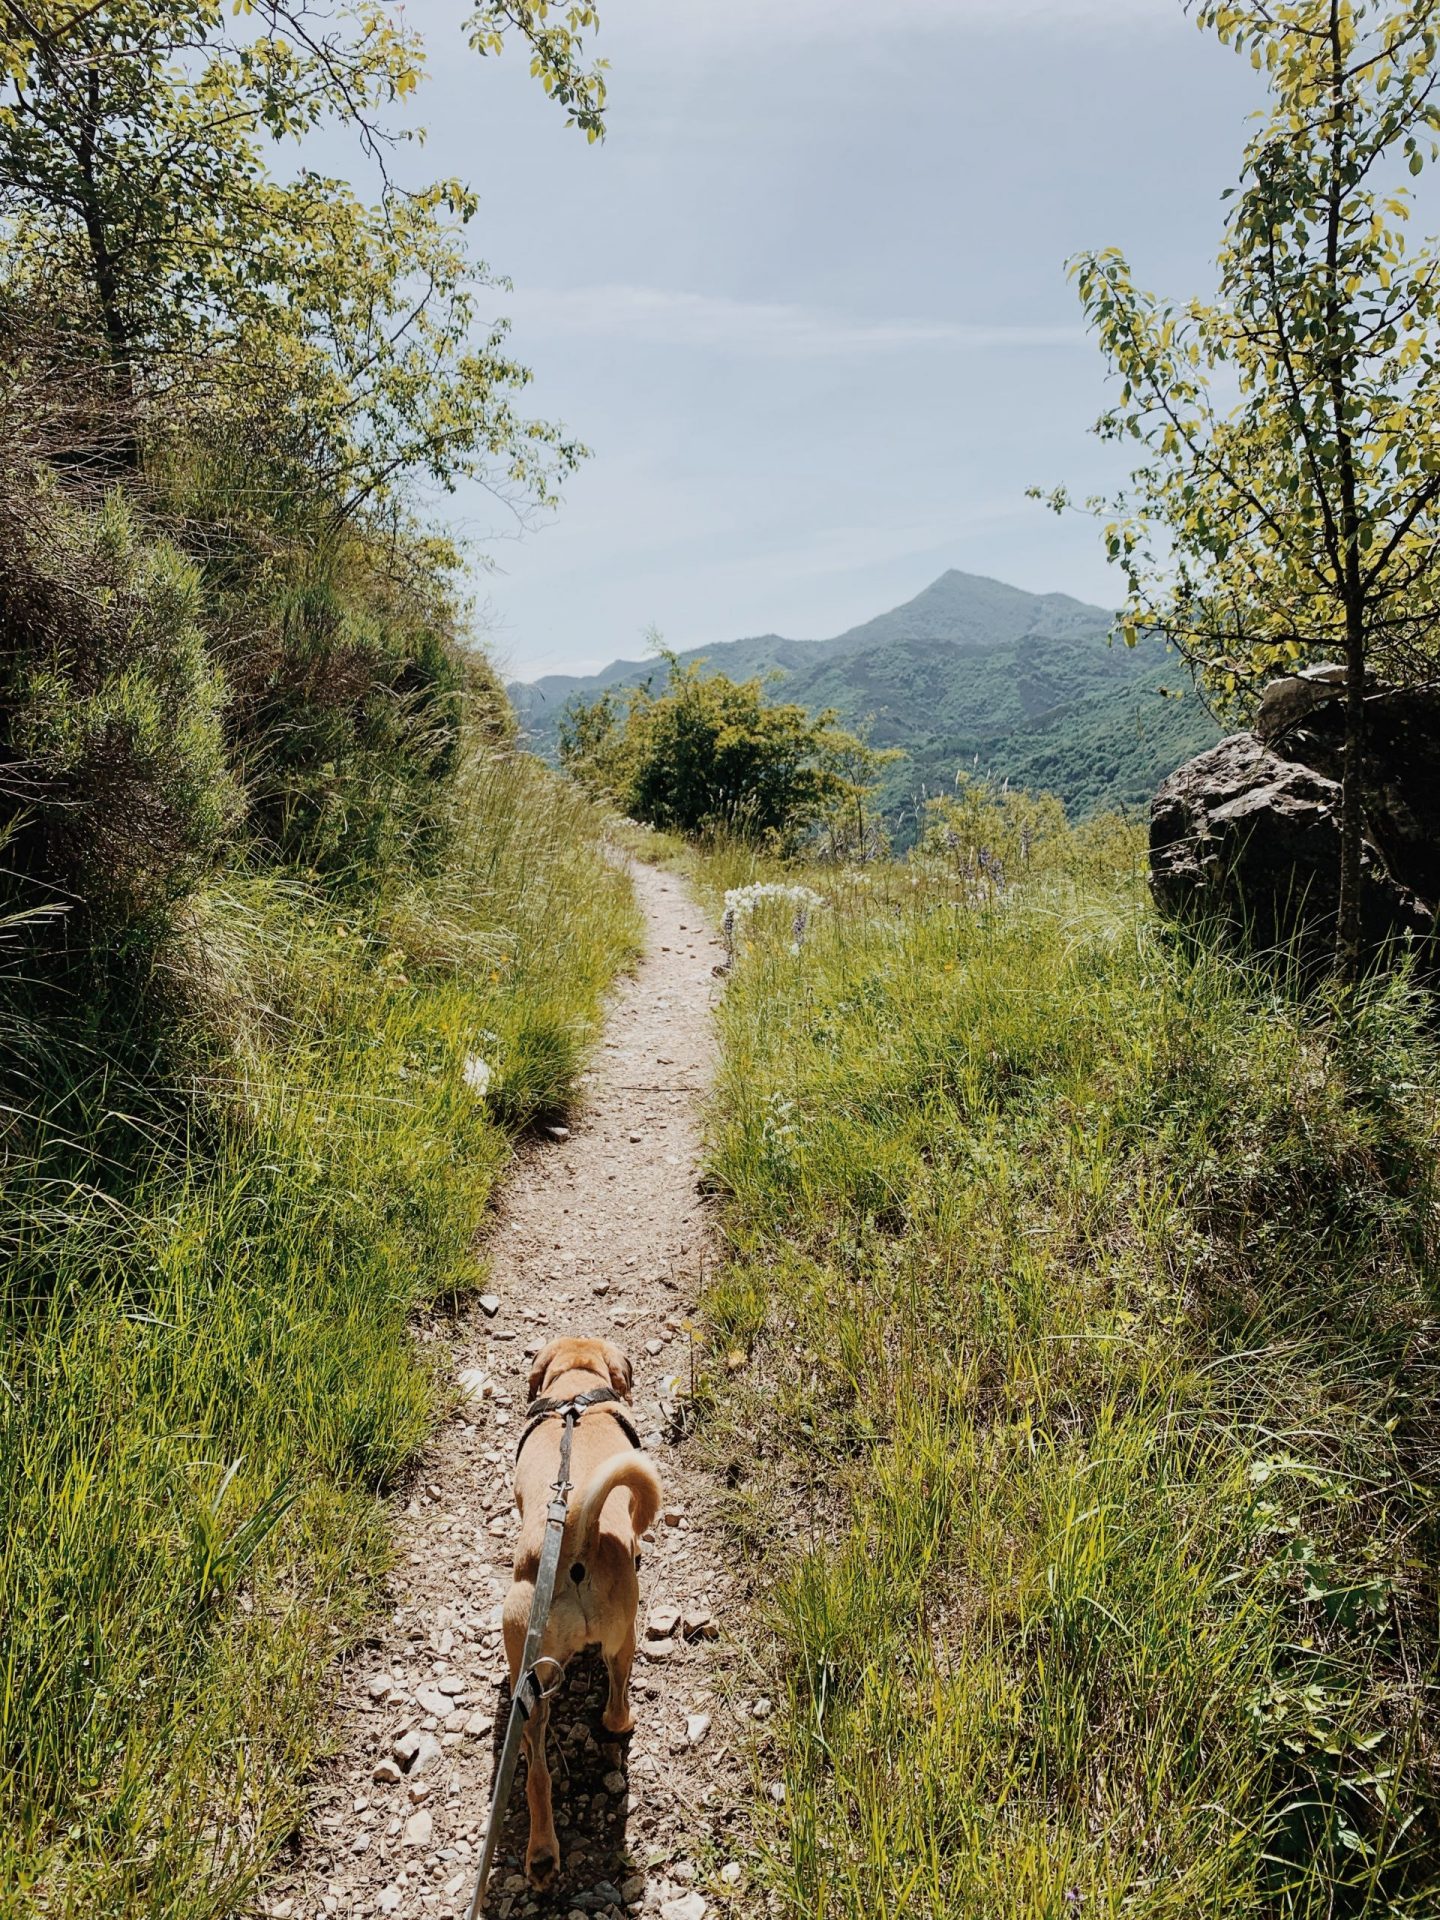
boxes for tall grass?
[699,831,1440,1917]
[0,750,639,1918]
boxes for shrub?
[560,656,895,853]
[0,465,237,964]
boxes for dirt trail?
[269,860,751,1920]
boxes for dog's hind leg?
[503,1585,562,1890]
[602,1619,636,1736]
[522,1694,560,1889]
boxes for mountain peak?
[820,568,1111,659]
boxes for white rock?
[403,1807,433,1846]
[479,1294,501,1317]
[457,1368,492,1405]
[372,1758,403,1785]
[464,1709,494,1738]
[659,1894,707,1920]
[685,1712,711,1747]
[646,1606,681,1640]
[645,1338,664,1357]
[719,1862,742,1887]
[366,1672,395,1701]
[395,1729,443,1775]
[752,1696,773,1721]
[546,1125,571,1141]
[376,1889,402,1914]
[641,1637,675,1661]
[462,1055,492,1098]
[769,1781,786,1804]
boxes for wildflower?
[722,882,824,919]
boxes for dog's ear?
[528,1339,563,1401]
[602,1341,633,1399]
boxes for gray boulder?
[1150,701,1437,969]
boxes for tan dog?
[502,1336,662,1890]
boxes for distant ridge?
[508,569,1220,826]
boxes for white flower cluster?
[722,882,825,919]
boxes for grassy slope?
[695,837,1440,1917]
[0,752,638,1919]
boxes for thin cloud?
[499,284,1085,358]
[614,0,1165,41]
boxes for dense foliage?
[560,655,896,853]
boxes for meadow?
[0,751,637,1918]
[694,818,1440,1918]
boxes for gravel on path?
[262,859,757,1920]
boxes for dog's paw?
[527,1845,560,1891]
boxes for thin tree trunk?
[1337,610,1366,980]
[76,57,139,469]
[1325,0,1365,981]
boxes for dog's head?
[527,1335,633,1404]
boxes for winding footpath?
[263,860,753,1920]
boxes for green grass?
[696,830,1440,1918]
[0,750,639,1918]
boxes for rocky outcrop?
[1150,668,1439,970]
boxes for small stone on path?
[659,1894,707,1920]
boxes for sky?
[384,0,1265,680]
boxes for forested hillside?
[511,569,1221,826]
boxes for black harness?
[515,1382,641,1460]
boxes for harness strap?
[514,1383,642,1461]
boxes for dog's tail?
[566,1450,662,1574]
